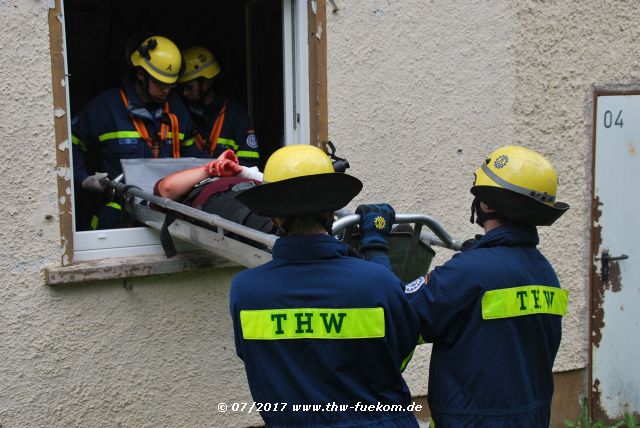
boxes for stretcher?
[107,159,462,279]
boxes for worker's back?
[410,223,563,427]
[230,234,420,428]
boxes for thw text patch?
[481,285,568,320]
[240,308,385,339]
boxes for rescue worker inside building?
[178,46,260,167]
[229,145,421,427]
[382,146,570,428]
[72,34,201,230]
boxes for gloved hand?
[356,203,395,252]
[204,158,243,177]
[82,172,108,193]
[217,148,238,164]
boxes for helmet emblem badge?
[494,155,509,169]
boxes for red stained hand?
[204,158,243,177]
[217,149,239,164]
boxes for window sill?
[44,250,237,286]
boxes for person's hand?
[82,172,108,193]
[356,203,395,252]
[204,158,243,177]
[217,148,238,164]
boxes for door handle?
[600,251,629,282]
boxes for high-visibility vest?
[119,89,181,158]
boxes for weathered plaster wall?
[327,0,640,397]
[0,2,261,427]
[3,0,640,426]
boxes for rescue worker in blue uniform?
[231,145,420,427]
[72,35,201,230]
[400,146,571,428]
[178,46,260,167]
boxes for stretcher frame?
[105,178,462,270]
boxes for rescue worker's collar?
[122,78,164,121]
[271,234,348,261]
[463,223,539,252]
[186,95,226,118]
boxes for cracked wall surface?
[2,0,640,426]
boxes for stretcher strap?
[160,211,179,258]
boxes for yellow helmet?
[178,46,222,83]
[235,145,362,217]
[129,36,182,84]
[263,145,335,182]
[471,145,569,226]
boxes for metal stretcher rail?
[107,180,278,248]
[105,180,276,268]
[105,179,461,269]
[334,210,462,251]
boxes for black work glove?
[356,203,395,252]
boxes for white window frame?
[66,0,309,262]
[283,0,310,146]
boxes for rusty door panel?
[590,94,640,422]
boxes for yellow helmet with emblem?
[471,145,569,226]
[178,46,222,83]
[129,36,182,84]
[235,144,362,217]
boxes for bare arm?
[156,166,209,201]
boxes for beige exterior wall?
[327,0,640,398]
[0,2,262,426]
[1,0,638,426]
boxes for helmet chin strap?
[470,197,504,227]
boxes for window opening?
[60,0,301,261]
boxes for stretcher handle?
[332,211,461,251]
[102,178,278,249]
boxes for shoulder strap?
[207,99,228,156]
[119,88,180,158]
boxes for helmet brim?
[471,186,569,226]
[235,173,363,217]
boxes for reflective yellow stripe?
[98,131,141,141]
[240,308,385,340]
[481,285,568,320]
[90,215,99,230]
[217,138,238,150]
[182,137,195,147]
[99,131,185,143]
[237,150,260,159]
[429,418,435,428]
[71,135,87,151]
[399,348,415,372]
[90,203,121,230]
[167,132,185,140]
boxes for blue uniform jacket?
[230,234,420,428]
[406,224,563,428]
[188,96,260,167]
[71,78,201,186]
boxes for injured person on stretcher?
[153,149,276,237]
[140,146,439,280]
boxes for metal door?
[591,94,639,421]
